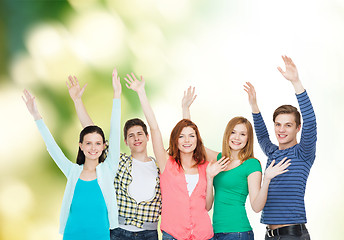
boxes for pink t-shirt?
[160,156,213,240]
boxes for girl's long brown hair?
[168,119,206,168]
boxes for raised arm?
[22,90,73,176]
[182,86,197,119]
[277,55,305,94]
[103,68,121,175]
[244,82,277,156]
[125,73,169,173]
[66,75,94,127]
[244,82,260,114]
[248,158,290,213]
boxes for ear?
[296,124,301,133]
[146,133,150,142]
[79,143,83,151]
[124,139,128,146]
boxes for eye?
[97,142,102,145]
[241,133,246,136]
[179,135,184,138]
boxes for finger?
[126,74,133,82]
[125,83,130,89]
[74,76,79,85]
[124,77,132,85]
[140,75,145,83]
[268,159,276,168]
[130,72,137,81]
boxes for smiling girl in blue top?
[22,69,121,240]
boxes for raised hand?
[112,68,121,98]
[124,73,145,93]
[277,55,299,83]
[22,89,42,120]
[182,86,197,109]
[264,157,291,180]
[278,55,304,94]
[206,157,229,179]
[244,82,259,113]
[66,75,87,102]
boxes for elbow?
[252,206,263,213]
[206,205,212,211]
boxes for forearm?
[106,99,121,173]
[205,177,214,211]
[251,178,270,213]
[73,99,94,128]
[182,107,191,119]
[251,103,260,114]
[35,119,72,175]
[291,80,305,95]
[137,89,159,130]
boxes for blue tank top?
[63,178,110,240]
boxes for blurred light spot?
[25,23,86,86]
[28,221,61,240]
[11,53,37,86]
[70,10,125,69]
[0,180,34,219]
[68,0,100,11]
[156,0,191,22]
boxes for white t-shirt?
[120,157,159,232]
[185,174,199,196]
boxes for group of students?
[23,55,317,240]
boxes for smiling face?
[274,113,301,149]
[124,125,149,154]
[79,132,105,161]
[178,126,197,154]
[228,123,248,152]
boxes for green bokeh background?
[1,0,343,239]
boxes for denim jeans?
[264,229,310,240]
[162,231,215,240]
[110,227,158,240]
[214,230,254,240]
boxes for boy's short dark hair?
[273,105,301,127]
[123,118,148,140]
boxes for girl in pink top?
[124,73,227,240]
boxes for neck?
[279,140,298,150]
[180,152,196,168]
[131,151,150,162]
[83,158,99,170]
[230,150,240,161]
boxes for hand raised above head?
[277,55,299,83]
[66,75,87,102]
[124,72,145,93]
[182,86,197,109]
[22,89,41,120]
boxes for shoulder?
[243,158,262,171]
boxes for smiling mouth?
[182,144,192,148]
[231,141,241,145]
[134,142,142,146]
[278,134,287,138]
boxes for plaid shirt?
[115,153,161,228]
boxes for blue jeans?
[110,227,158,240]
[215,230,254,240]
[162,231,215,240]
[264,229,310,240]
